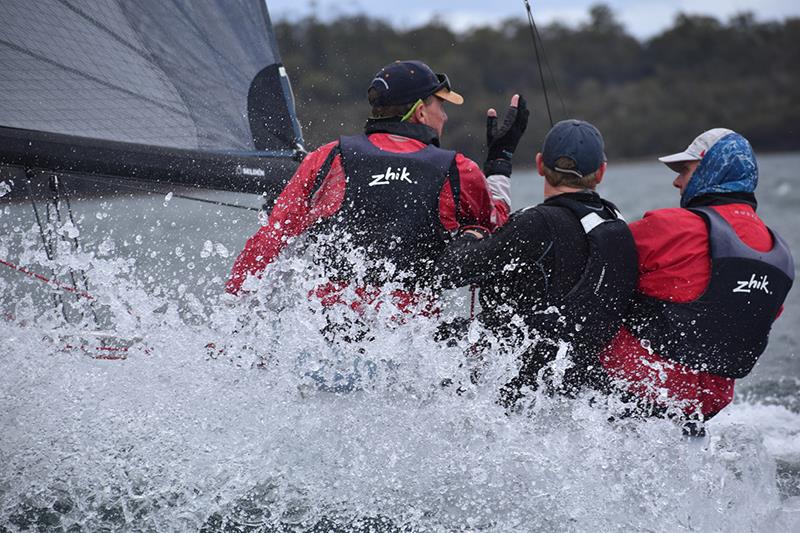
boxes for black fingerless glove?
[484,95,530,177]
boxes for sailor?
[435,120,638,405]
[599,128,794,427]
[226,60,528,316]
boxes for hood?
[681,132,758,208]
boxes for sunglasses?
[436,73,452,92]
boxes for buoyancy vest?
[627,207,794,378]
[313,133,458,287]
[535,195,639,366]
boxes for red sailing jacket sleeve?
[438,153,510,233]
[225,141,344,294]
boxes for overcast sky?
[266,0,800,39]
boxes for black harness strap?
[446,158,463,226]
[310,143,341,200]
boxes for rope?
[0,257,94,300]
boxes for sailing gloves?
[484,95,529,177]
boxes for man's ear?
[595,161,607,185]
[412,100,427,125]
[536,153,545,176]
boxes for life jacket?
[534,195,639,368]
[627,207,794,378]
[312,133,458,288]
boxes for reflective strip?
[279,66,287,77]
[580,212,608,233]
[371,76,390,90]
[554,166,584,178]
[614,209,626,222]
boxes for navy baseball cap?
[368,60,464,107]
[542,119,606,178]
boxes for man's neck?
[543,183,592,198]
[364,118,440,146]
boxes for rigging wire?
[16,170,262,326]
[532,12,568,119]
[17,170,261,321]
[522,0,567,125]
[54,175,100,323]
[25,176,54,261]
[48,176,84,311]
[63,173,262,212]
[25,171,66,317]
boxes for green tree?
[274,4,800,162]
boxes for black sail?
[0,0,304,193]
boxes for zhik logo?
[733,273,771,294]
[368,166,415,186]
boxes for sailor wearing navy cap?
[228,60,528,319]
[436,119,638,405]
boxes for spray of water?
[1,222,798,532]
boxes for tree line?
[275,4,800,165]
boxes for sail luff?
[257,0,305,153]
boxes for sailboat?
[0,0,305,355]
[0,0,305,188]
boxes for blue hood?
[681,132,759,207]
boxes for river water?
[0,152,798,532]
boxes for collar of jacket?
[543,189,603,206]
[685,192,758,210]
[364,117,441,147]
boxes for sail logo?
[236,165,265,177]
[369,166,414,186]
[733,274,771,294]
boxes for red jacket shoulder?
[631,208,710,301]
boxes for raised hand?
[484,94,529,177]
